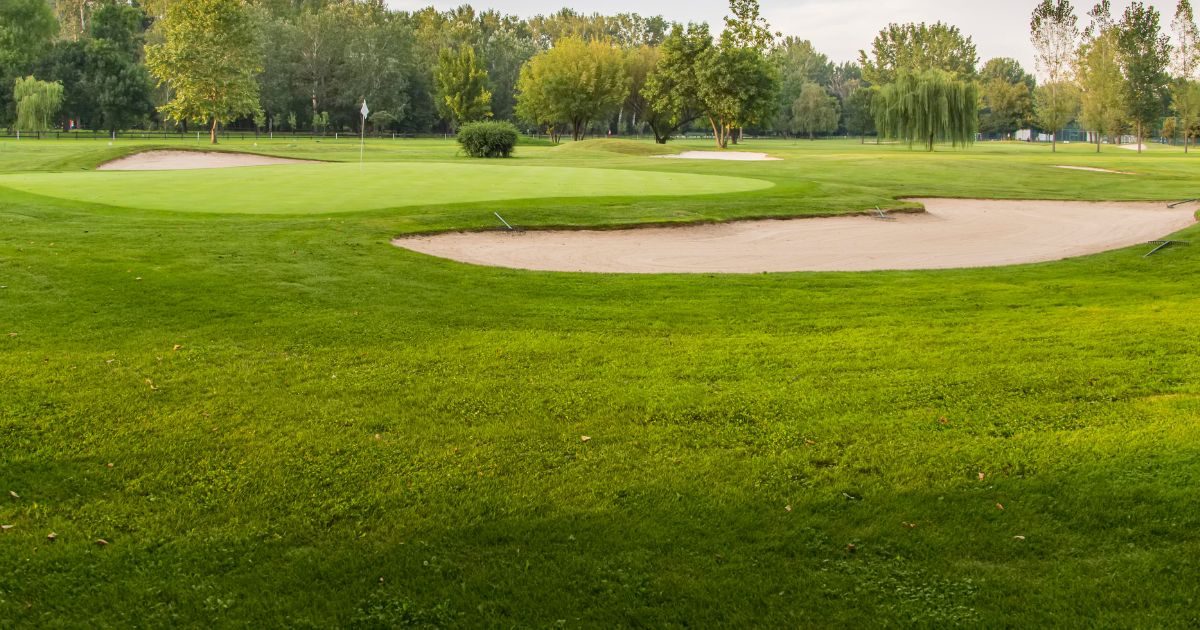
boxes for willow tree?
[873,70,978,151]
[13,76,64,131]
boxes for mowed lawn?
[1,137,1199,627]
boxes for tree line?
[2,0,1198,152]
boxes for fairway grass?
[0,161,773,215]
[2,138,1199,627]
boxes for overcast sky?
[386,0,1184,74]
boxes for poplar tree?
[1117,2,1172,153]
[1031,0,1080,151]
[1076,1,1127,151]
[436,46,493,129]
[1170,0,1200,151]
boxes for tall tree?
[790,82,840,139]
[1170,0,1200,151]
[1172,79,1200,148]
[145,0,262,144]
[695,41,778,148]
[436,46,492,129]
[1077,1,1127,151]
[0,0,58,126]
[1031,0,1080,151]
[979,58,1035,138]
[515,37,629,141]
[859,22,978,85]
[641,23,711,144]
[1117,2,1172,153]
[874,69,979,151]
[845,86,876,142]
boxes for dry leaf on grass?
[1,525,14,531]
[46,532,57,542]
[8,491,18,499]
[96,539,109,546]
[580,436,591,443]
[996,503,1005,511]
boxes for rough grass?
[1,137,1199,628]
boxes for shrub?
[456,121,519,158]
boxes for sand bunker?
[98,150,314,171]
[1119,144,1150,152]
[1054,165,1136,175]
[394,199,1196,273]
[659,151,781,161]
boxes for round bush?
[456,121,519,158]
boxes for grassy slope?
[1,138,1199,628]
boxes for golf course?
[2,136,1199,626]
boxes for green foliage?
[790,83,840,139]
[515,37,630,142]
[722,0,778,51]
[1117,2,1172,150]
[1172,80,1200,147]
[455,120,519,158]
[845,86,876,140]
[436,46,493,129]
[695,42,779,148]
[1030,0,1079,151]
[859,22,978,85]
[1077,4,1127,150]
[641,24,712,144]
[13,75,64,131]
[0,0,58,126]
[772,38,835,132]
[874,70,979,151]
[1034,81,1081,138]
[145,0,263,144]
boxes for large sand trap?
[98,150,315,171]
[659,151,781,161]
[1054,165,1136,175]
[393,199,1196,273]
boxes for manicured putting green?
[0,161,773,215]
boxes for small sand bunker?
[659,151,781,161]
[98,150,315,171]
[1054,165,1136,175]
[1119,144,1150,152]
[394,199,1196,273]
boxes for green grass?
[0,162,771,216]
[2,137,1199,628]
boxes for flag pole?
[359,99,369,168]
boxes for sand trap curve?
[1054,165,1136,175]
[394,199,1196,273]
[98,150,315,171]
[659,151,781,161]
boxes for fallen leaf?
[580,436,591,443]
[144,378,157,390]
[938,416,949,425]
[47,532,57,542]
[95,539,109,546]
[804,439,817,446]
[785,504,793,512]
[1,525,13,532]
[106,463,114,469]
[903,522,917,529]
[172,344,182,352]
[978,472,986,481]
[373,434,382,441]
[996,503,1005,511]
[1013,535,1026,541]
[7,332,16,337]
[8,491,18,499]
[846,543,857,553]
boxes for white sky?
[386,0,1185,73]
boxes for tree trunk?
[1138,123,1143,154]
[709,116,723,149]
[1051,131,1056,153]
[210,117,218,145]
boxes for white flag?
[360,101,369,119]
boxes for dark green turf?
[1,137,1198,628]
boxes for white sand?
[1119,144,1150,152]
[658,151,781,161]
[1054,165,1136,175]
[98,150,315,171]
[393,198,1196,274]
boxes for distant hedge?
[456,121,519,158]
